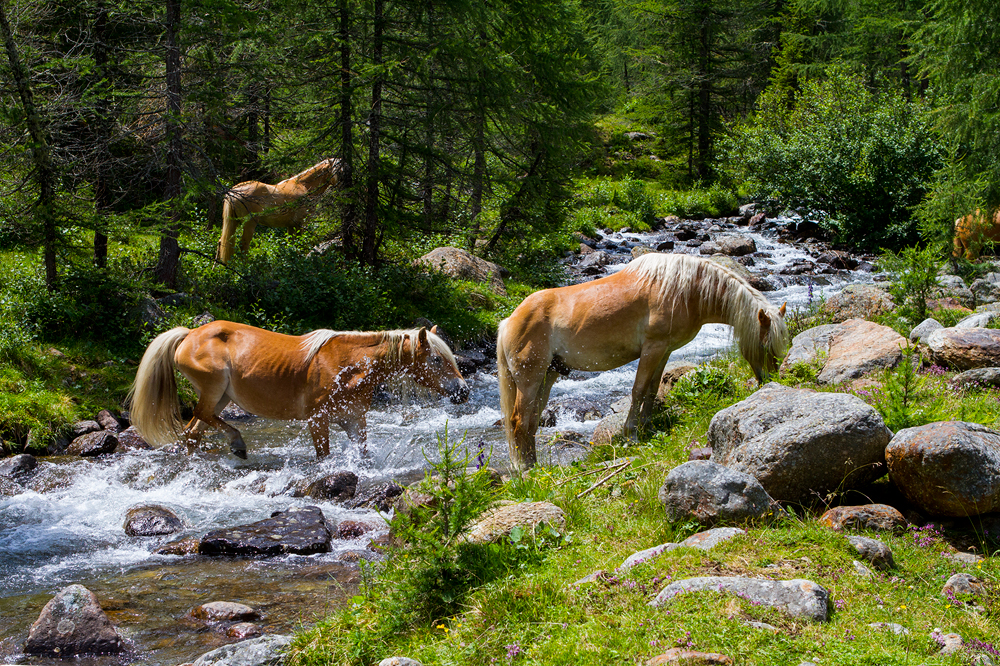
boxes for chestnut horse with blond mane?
[497,253,788,470]
[217,157,342,263]
[953,209,1000,260]
[128,320,468,459]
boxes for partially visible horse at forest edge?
[953,208,1000,260]
[496,252,789,471]
[217,157,342,263]
[128,320,468,459]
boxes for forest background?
[0,0,998,449]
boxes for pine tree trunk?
[339,0,358,259]
[156,0,182,288]
[93,0,109,268]
[362,0,383,266]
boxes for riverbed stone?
[96,409,122,433]
[293,471,358,501]
[226,623,262,639]
[346,481,404,512]
[909,318,944,344]
[71,420,102,438]
[780,319,904,385]
[24,584,123,655]
[67,430,118,457]
[124,504,184,536]
[336,520,381,539]
[0,453,37,482]
[818,504,907,532]
[414,247,507,297]
[464,501,565,544]
[191,601,259,622]
[949,367,1000,391]
[191,634,292,666]
[715,235,756,257]
[658,460,776,526]
[886,421,1000,516]
[819,284,894,323]
[649,576,830,622]
[647,649,734,665]
[709,383,891,502]
[199,506,333,556]
[922,327,1000,370]
[847,535,895,570]
[115,426,152,451]
[155,537,201,555]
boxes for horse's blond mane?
[623,252,789,369]
[300,327,459,371]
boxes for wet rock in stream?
[25,584,124,656]
[199,506,333,557]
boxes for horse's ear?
[757,308,770,329]
[418,327,428,345]
[779,302,787,317]
[430,324,439,335]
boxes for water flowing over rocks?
[922,327,1000,370]
[463,501,565,544]
[124,504,185,536]
[199,506,333,556]
[0,453,37,482]
[818,504,907,532]
[190,634,292,666]
[657,461,776,526]
[780,319,904,385]
[886,421,1000,516]
[24,584,123,656]
[708,383,891,502]
[649,576,830,622]
[414,246,507,296]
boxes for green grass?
[287,357,999,666]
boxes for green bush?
[719,69,943,249]
[655,183,739,219]
[878,244,941,327]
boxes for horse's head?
[753,301,788,384]
[406,326,470,404]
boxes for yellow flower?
[436,624,448,632]
[898,605,907,610]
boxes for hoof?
[231,446,248,460]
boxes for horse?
[217,157,341,263]
[496,253,788,471]
[128,320,469,459]
[953,209,1000,260]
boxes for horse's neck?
[690,270,762,327]
[292,163,332,190]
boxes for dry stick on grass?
[577,459,633,499]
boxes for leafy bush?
[655,182,739,219]
[719,69,943,249]
[878,244,942,327]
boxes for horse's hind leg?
[188,388,248,458]
[239,218,259,254]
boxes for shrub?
[878,244,942,327]
[719,68,943,249]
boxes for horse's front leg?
[337,415,368,457]
[626,346,671,434]
[307,411,331,459]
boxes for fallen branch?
[576,459,632,499]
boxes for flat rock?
[124,504,184,536]
[199,506,332,556]
[658,461,776,526]
[923,327,1000,370]
[0,453,37,482]
[780,319,904,384]
[414,247,507,296]
[619,527,745,571]
[191,601,259,622]
[886,421,1000,516]
[67,430,118,457]
[191,634,292,666]
[818,504,907,532]
[24,584,123,655]
[464,501,565,544]
[647,649,734,665]
[649,576,830,622]
[709,383,891,502]
[949,367,1000,391]
[942,573,987,599]
[847,535,895,570]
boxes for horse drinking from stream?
[497,253,789,471]
[129,321,469,459]
[217,157,342,263]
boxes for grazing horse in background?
[217,157,341,263]
[128,320,468,459]
[497,253,789,471]
[953,209,1000,260]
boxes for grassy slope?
[290,358,999,666]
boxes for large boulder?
[709,383,891,502]
[922,327,1000,370]
[658,461,776,526]
[779,319,904,385]
[199,506,333,556]
[819,284,894,323]
[24,584,124,655]
[414,246,507,297]
[714,235,757,257]
[886,421,1000,516]
[191,634,292,666]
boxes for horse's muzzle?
[449,380,470,404]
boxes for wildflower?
[505,643,522,661]
[898,604,907,610]
[436,624,449,633]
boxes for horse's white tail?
[217,196,239,263]
[128,327,191,447]
[496,319,519,461]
